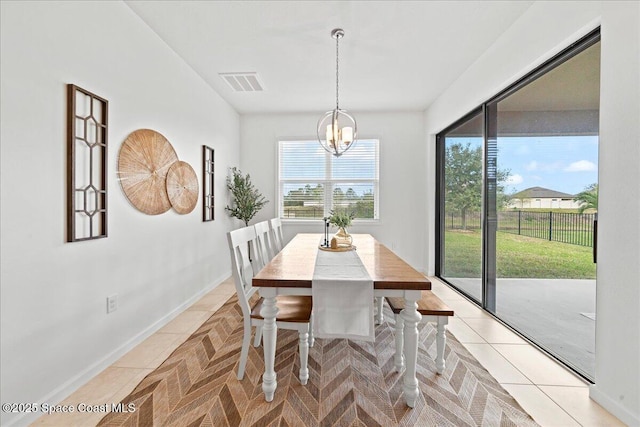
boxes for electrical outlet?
[107,294,118,313]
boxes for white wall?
[0,2,238,425]
[424,1,639,424]
[239,112,426,271]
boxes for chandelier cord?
[335,33,340,110]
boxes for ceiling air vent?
[219,72,265,92]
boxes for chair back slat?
[269,217,284,252]
[227,226,260,316]
[254,220,274,266]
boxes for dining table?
[252,233,431,408]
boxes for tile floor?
[429,278,624,427]
[31,277,625,427]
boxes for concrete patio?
[444,278,595,379]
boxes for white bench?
[381,291,455,374]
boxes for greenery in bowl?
[328,209,355,228]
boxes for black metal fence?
[445,210,596,247]
[445,211,482,230]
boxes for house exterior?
[508,186,581,209]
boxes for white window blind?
[278,139,379,220]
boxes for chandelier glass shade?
[317,28,357,157]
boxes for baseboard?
[590,384,639,427]
[7,272,231,427]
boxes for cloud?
[524,161,561,172]
[564,160,597,172]
[506,174,523,185]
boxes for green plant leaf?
[225,167,268,225]
[328,208,355,228]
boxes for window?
[278,139,379,220]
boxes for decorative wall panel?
[202,145,215,221]
[67,84,108,242]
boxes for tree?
[304,184,323,202]
[354,190,374,218]
[574,183,598,213]
[225,167,268,226]
[445,142,510,229]
[345,188,358,200]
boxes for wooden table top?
[253,233,430,290]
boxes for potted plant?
[328,209,355,247]
[225,167,268,226]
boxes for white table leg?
[260,289,278,401]
[401,291,422,408]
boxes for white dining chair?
[252,220,275,347]
[269,217,285,253]
[227,226,312,384]
[254,220,276,266]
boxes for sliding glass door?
[437,110,484,303]
[436,30,600,380]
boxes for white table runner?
[312,248,374,341]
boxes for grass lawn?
[443,230,596,279]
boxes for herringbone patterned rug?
[98,295,538,426]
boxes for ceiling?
[500,42,601,112]
[126,1,534,114]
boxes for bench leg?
[394,313,405,372]
[435,317,448,374]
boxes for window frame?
[277,139,380,222]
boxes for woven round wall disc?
[117,129,178,215]
[166,161,199,214]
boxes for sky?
[281,135,599,197]
[498,135,598,195]
[451,135,599,196]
